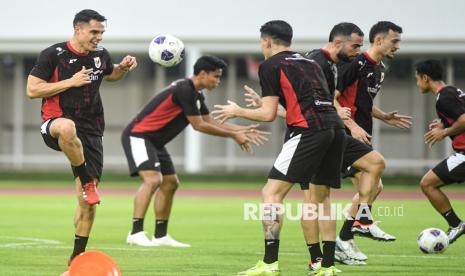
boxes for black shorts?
[432,152,465,185]
[121,131,175,177]
[268,128,346,189]
[40,118,103,179]
[341,136,373,178]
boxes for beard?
[337,52,351,62]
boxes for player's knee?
[366,152,385,174]
[261,186,281,203]
[143,174,162,192]
[163,178,179,193]
[377,181,384,194]
[57,120,77,141]
[420,175,433,193]
[372,153,386,174]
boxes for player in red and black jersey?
[335,21,412,243]
[304,23,390,267]
[213,20,345,275]
[416,59,465,245]
[123,56,268,247]
[26,9,137,266]
[336,21,411,142]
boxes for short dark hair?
[415,59,444,81]
[73,9,106,27]
[193,56,227,75]
[369,21,402,43]
[329,22,364,42]
[260,20,293,46]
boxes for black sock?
[442,208,462,228]
[131,218,144,234]
[154,220,168,238]
[307,242,323,263]
[339,217,355,241]
[73,162,92,186]
[321,241,336,268]
[263,239,279,264]
[357,204,373,225]
[70,235,88,261]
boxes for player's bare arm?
[243,85,286,118]
[335,90,371,144]
[425,114,465,148]
[104,55,137,81]
[372,105,412,129]
[202,115,270,146]
[26,66,93,98]
[212,96,279,123]
[187,115,252,153]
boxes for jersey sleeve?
[102,48,114,76]
[337,58,361,92]
[174,87,202,116]
[258,62,281,97]
[29,47,57,81]
[437,91,465,120]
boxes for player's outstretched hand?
[233,132,253,154]
[244,85,262,108]
[70,66,93,87]
[350,125,372,145]
[336,106,351,120]
[429,118,444,130]
[424,127,446,148]
[119,55,138,72]
[383,111,412,129]
[241,125,271,146]
[212,100,242,124]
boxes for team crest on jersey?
[93,57,101,68]
[196,99,201,110]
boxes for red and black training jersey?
[436,86,465,151]
[259,51,343,131]
[337,52,386,135]
[125,79,209,148]
[304,49,338,97]
[29,41,114,136]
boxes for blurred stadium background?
[1,0,465,176]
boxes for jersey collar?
[66,41,89,57]
[320,48,336,63]
[362,52,380,65]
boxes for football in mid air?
[148,34,185,67]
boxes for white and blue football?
[148,34,185,67]
[417,228,449,254]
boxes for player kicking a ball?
[26,9,137,271]
[123,55,269,247]
[415,59,465,244]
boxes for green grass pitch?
[0,179,465,275]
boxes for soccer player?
[335,21,411,248]
[213,20,345,276]
[243,23,384,269]
[304,23,386,268]
[123,55,268,247]
[26,9,137,267]
[415,59,465,244]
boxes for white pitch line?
[0,244,186,252]
[0,236,61,248]
[255,252,465,260]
